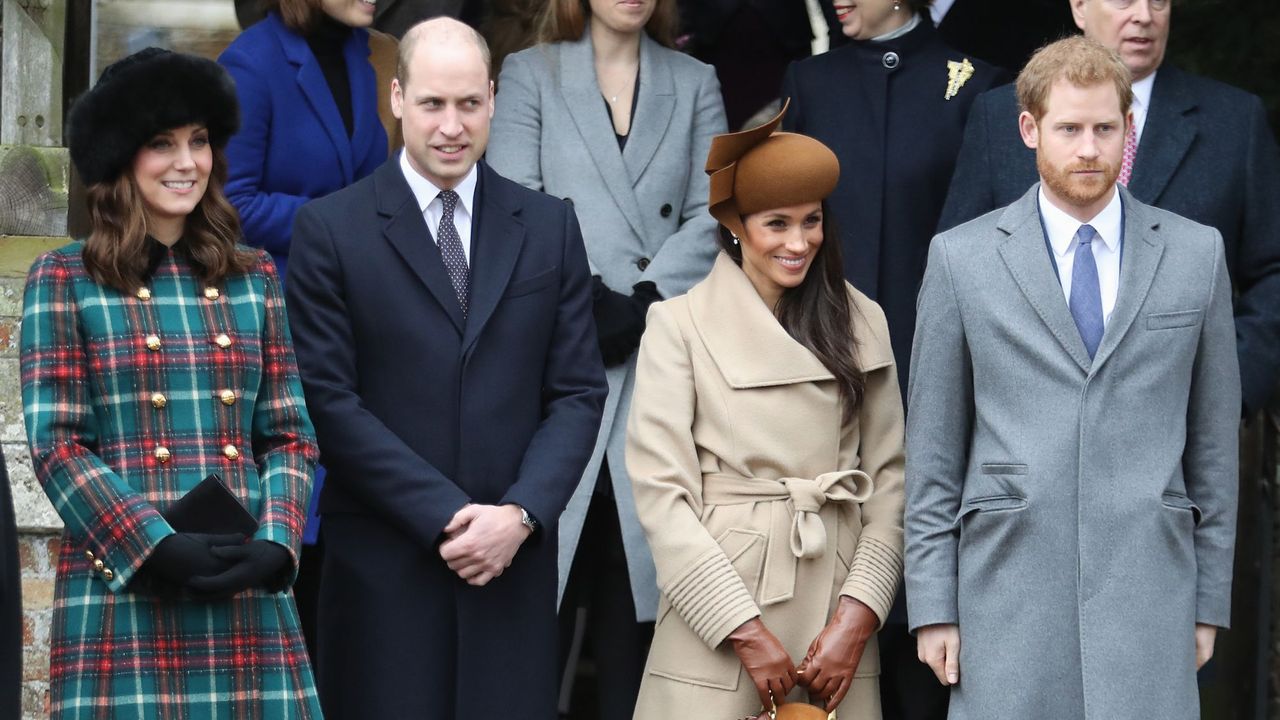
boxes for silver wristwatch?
[519,506,539,534]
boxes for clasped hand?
[140,532,291,598]
[438,503,531,587]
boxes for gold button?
[215,334,232,349]
[102,568,114,581]
[92,559,104,572]
[145,335,161,351]
[204,287,220,300]
[136,287,152,301]
[154,446,171,463]
[151,392,167,409]
[223,444,240,460]
[219,389,236,406]
[84,549,95,562]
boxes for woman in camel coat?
[627,106,905,719]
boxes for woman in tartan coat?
[20,49,322,718]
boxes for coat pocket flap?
[503,266,559,298]
[1147,309,1201,330]
[958,495,1028,521]
[1161,492,1203,526]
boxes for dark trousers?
[879,621,950,720]
[558,483,653,720]
[292,537,324,664]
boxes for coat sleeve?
[1231,95,1280,414]
[220,45,310,257]
[637,65,727,299]
[487,51,545,193]
[249,255,319,577]
[627,301,761,649]
[839,304,905,628]
[903,235,973,631]
[937,91,998,233]
[1185,231,1242,628]
[286,204,472,548]
[20,252,173,592]
[499,206,609,528]
[779,61,803,132]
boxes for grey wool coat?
[904,185,1241,720]
[487,30,726,621]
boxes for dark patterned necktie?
[436,189,470,317]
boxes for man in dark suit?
[940,0,1280,416]
[285,18,607,719]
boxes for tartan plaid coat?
[21,240,322,719]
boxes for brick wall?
[18,533,57,719]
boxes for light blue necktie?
[1069,224,1104,359]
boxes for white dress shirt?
[1039,185,1124,326]
[399,149,478,263]
[931,0,958,24]
[1131,72,1156,145]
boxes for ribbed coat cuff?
[666,548,761,649]
[841,534,903,628]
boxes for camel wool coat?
[627,254,905,719]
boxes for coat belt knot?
[780,471,874,559]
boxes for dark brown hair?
[263,0,325,33]
[718,202,866,423]
[536,0,679,48]
[83,148,257,293]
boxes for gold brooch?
[945,58,975,101]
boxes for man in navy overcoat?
[939,0,1280,415]
[285,18,607,719]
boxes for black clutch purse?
[163,474,259,536]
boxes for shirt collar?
[1131,71,1156,113]
[398,149,479,218]
[871,12,921,42]
[1039,184,1123,258]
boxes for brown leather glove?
[728,617,799,711]
[796,596,879,710]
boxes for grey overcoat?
[904,185,1240,719]
[488,31,726,621]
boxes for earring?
[893,0,901,9]
[731,234,740,246]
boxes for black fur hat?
[67,48,240,186]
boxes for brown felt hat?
[705,99,840,240]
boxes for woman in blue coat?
[218,0,390,662]
[780,1,1006,719]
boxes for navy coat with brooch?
[781,17,1008,397]
[285,157,607,719]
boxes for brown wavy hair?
[83,148,256,292]
[718,202,866,423]
[537,0,679,47]
[262,0,325,33]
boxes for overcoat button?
[154,446,171,463]
[223,444,240,460]
[136,287,151,301]
[660,203,673,218]
[84,549,95,561]
[92,559,104,572]
[220,390,236,406]
[214,334,232,349]
[145,335,161,351]
[204,287,220,300]
[101,568,114,581]
[882,51,900,69]
[636,257,651,271]
[151,393,167,409]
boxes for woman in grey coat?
[487,0,725,716]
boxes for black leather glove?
[186,540,292,597]
[134,532,244,595]
[592,276,646,366]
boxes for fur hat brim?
[67,48,240,186]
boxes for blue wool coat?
[219,11,388,281]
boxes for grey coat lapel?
[622,35,675,185]
[1089,187,1164,372]
[559,35,646,239]
[1128,67,1196,205]
[996,185,1092,373]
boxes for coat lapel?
[345,28,381,165]
[558,35,646,239]
[1128,67,1196,205]
[276,16,354,182]
[689,254,835,388]
[375,161,465,334]
[1088,188,1164,373]
[996,186,1092,373]
[461,164,525,354]
[622,35,675,185]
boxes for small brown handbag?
[744,702,836,720]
